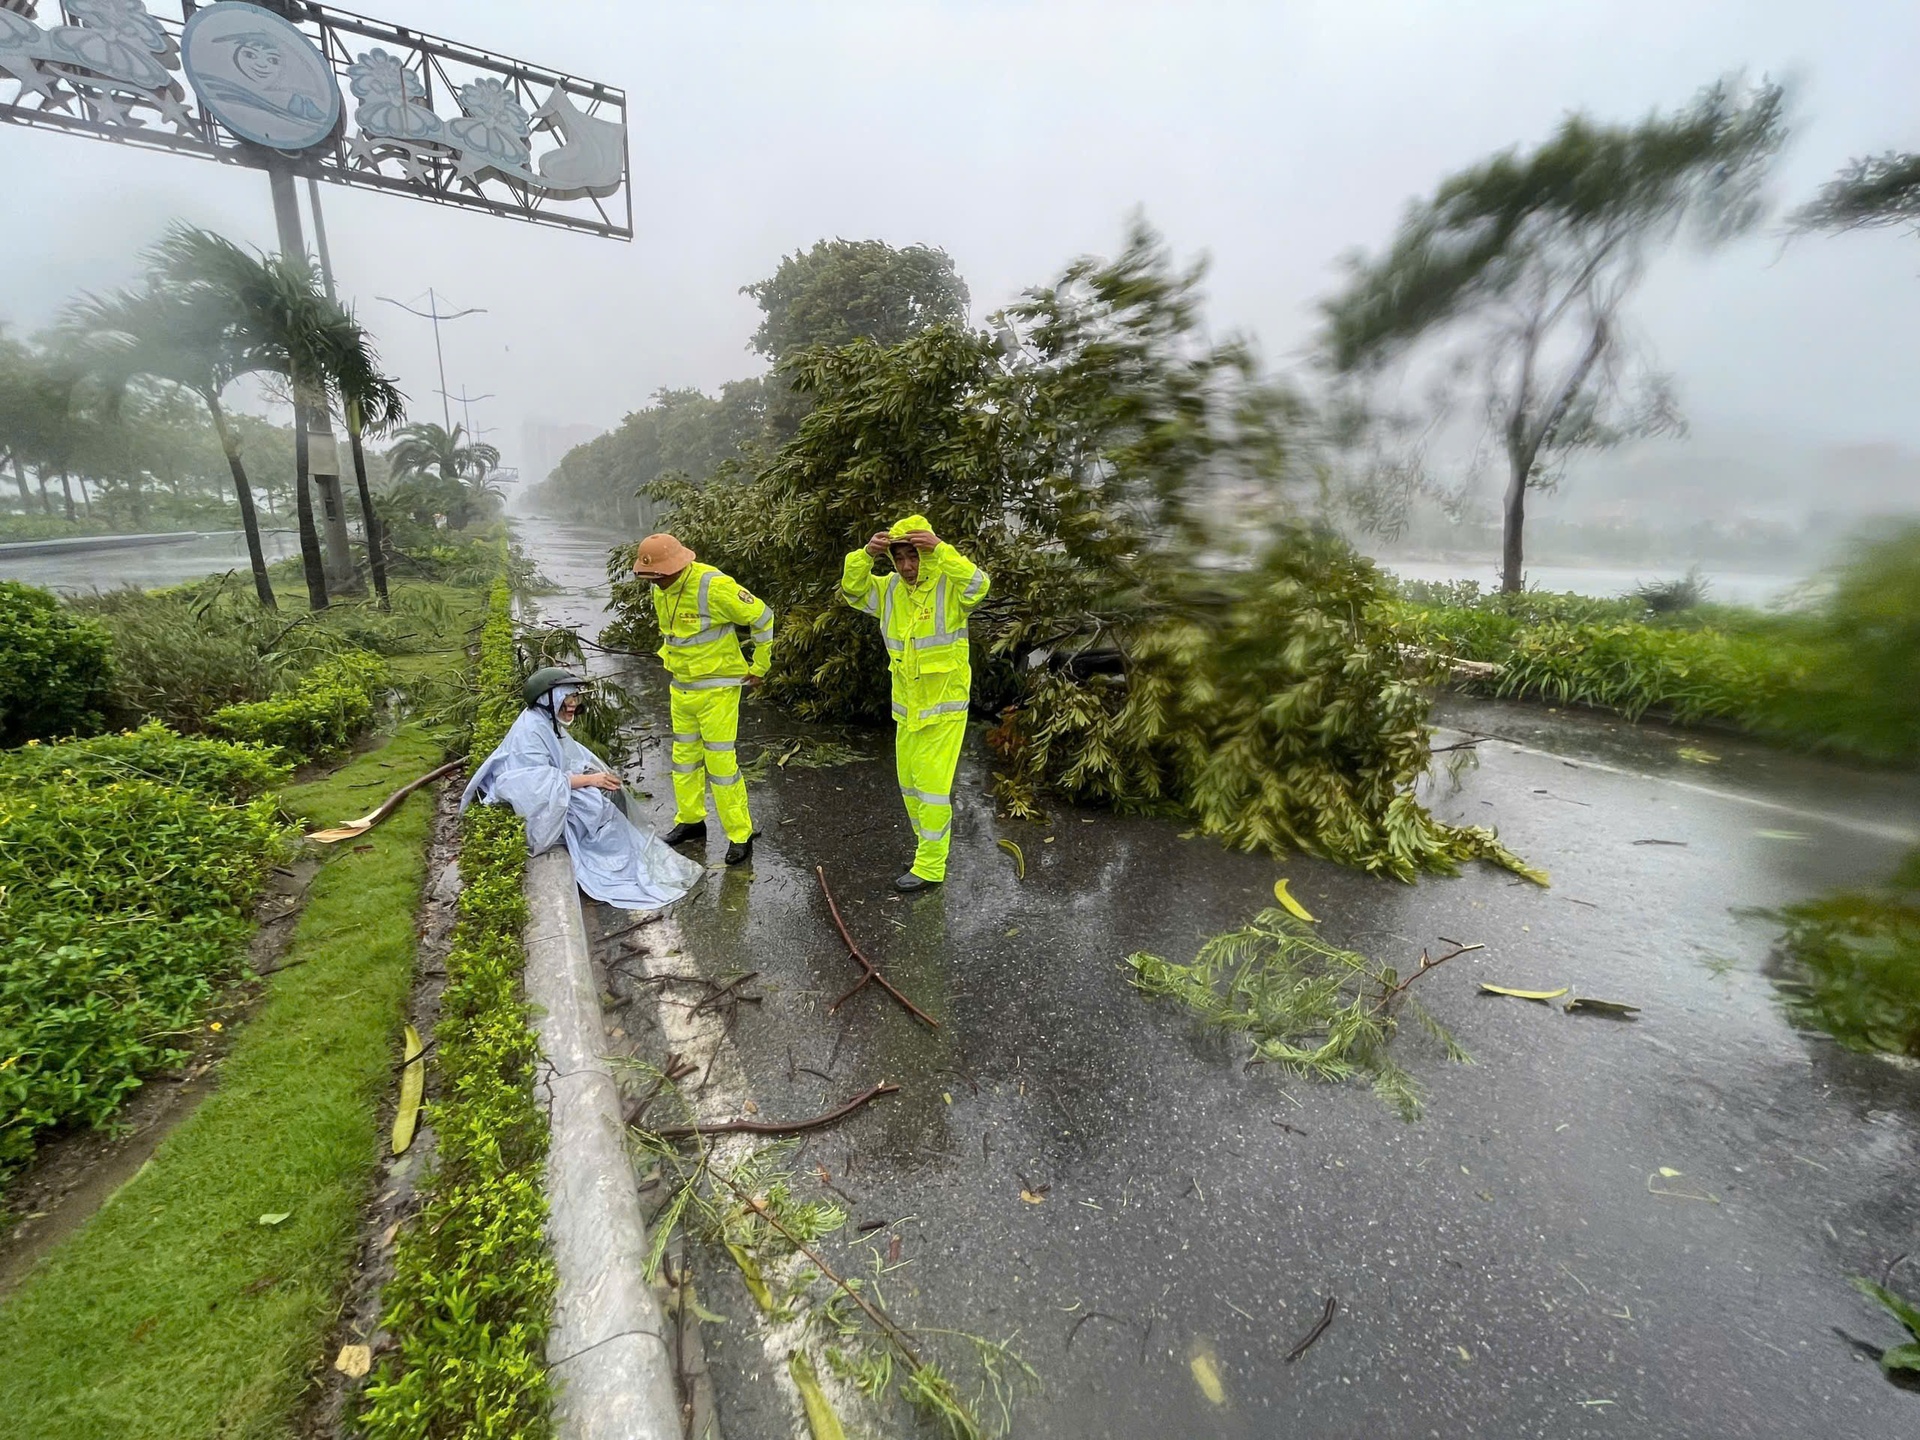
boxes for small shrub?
[75,584,280,730]
[0,580,113,745]
[209,652,388,762]
[0,721,288,801]
[0,772,284,1170]
[1634,567,1710,614]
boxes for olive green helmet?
[522,666,585,709]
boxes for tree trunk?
[78,474,92,522]
[208,393,277,609]
[1499,455,1528,593]
[36,470,52,516]
[346,407,389,611]
[293,392,329,610]
[8,452,28,509]
[58,470,76,523]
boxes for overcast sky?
[3,0,1918,479]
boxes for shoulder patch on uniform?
[737,589,754,604]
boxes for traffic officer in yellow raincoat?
[841,515,990,891]
[631,532,774,865]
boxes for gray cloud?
[3,0,1917,482]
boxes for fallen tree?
[607,223,1538,882]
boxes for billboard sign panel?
[0,0,633,239]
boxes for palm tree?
[386,422,501,529]
[0,330,39,512]
[14,344,92,525]
[328,331,404,610]
[64,280,280,606]
[146,227,406,611]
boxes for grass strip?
[0,724,446,1440]
[358,577,558,1439]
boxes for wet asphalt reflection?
[520,517,1920,1440]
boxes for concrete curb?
[523,848,681,1440]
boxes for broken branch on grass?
[816,866,940,1028]
[1284,1295,1338,1362]
[306,760,464,843]
[640,1082,900,1139]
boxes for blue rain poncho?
[461,689,703,911]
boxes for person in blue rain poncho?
[462,666,703,910]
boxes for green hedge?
[0,720,287,800]
[1491,619,1795,726]
[360,577,557,1439]
[209,651,388,762]
[0,730,285,1172]
[0,580,113,746]
[1390,526,1920,765]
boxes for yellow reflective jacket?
[651,562,774,684]
[840,542,990,727]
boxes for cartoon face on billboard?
[181,1,339,150]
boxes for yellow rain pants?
[895,711,968,882]
[669,679,752,843]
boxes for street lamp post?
[379,292,487,433]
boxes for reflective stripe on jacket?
[839,542,990,728]
[651,562,775,683]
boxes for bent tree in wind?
[1320,77,1788,592]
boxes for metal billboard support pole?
[309,174,391,608]
[269,164,331,605]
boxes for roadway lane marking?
[1437,731,1920,847]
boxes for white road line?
[1440,731,1920,847]
[625,914,860,1439]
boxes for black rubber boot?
[893,872,940,893]
[663,820,707,846]
[725,836,754,866]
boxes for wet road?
[520,517,1920,1440]
[0,529,299,594]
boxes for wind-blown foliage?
[531,239,969,525]
[612,223,1536,880]
[1775,849,1920,1059]
[995,536,1541,881]
[1322,77,1787,591]
[1127,908,1472,1120]
[386,421,502,530]
[743,238,971,361]
[1793,150,1920,236]
[65,261,282,606]
[146,227,405,610]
